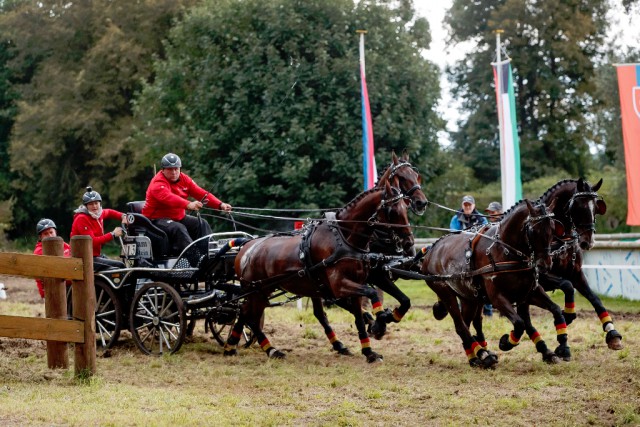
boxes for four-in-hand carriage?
[75,201,255,355]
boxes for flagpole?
[495,29,507,208]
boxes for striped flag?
[493,59,522,209]
[615,64,640,225]
[358,30,377,190]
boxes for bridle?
[369,186,413,253]
[387,161,425,215]
[564,191,602,236]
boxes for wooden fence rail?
[0,235,96,377]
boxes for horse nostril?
[580,241,589,250]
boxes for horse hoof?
[543,351,561,364]
[370,321,387,340]
[223,349,237,357]
[337,347,353,356]
[432,301,448,320]
[499,334,515,351]
[554,345,571,362]
[267,348,286,359]
[478,349,499,369]
[562,311,576,325]
[366,352,384,363]
[333,342,353,356]
[606,330,624,350]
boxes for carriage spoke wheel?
[205,306,257,348]
[129,282,186,356]
[67,277,122,350]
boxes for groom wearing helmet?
[33,219,71,298]
[142,153,232,253]
[71,186,127,271]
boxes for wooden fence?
[0,235,96,377]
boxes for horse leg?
[462,299,498,364]
[573,272,623,350]
[492,295,528,354]
[431,286,495,369]
[228,293,284,359]
[516,303,561,364]
[369,272,412,339]
[539,273,576,325]
[526,286,570,361]
[337,292,383,363]
[310,297,353,356]
[223,313,245,356]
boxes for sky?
[411,0,640,146]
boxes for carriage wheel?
[205,307,259,348]
[129,282,186,356]
[66,277,122,350]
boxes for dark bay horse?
[362,151,428,336]
[224,180,413,362]
[536,178,621,352]
[420,199,566,368]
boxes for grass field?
[1,276,640,426]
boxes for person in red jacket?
[33,218,71,298]
[70,186,127,271]
[142,153,232,253]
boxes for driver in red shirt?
[142,153,232,253]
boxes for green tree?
[134,0,443,230]
[446,0,610,183]
[0,0,195,236]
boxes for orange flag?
[615,64,640,225]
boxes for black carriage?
[74,202,255,355]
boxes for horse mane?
[499,198,530,219]
[337,187,380,216]
[537,179,579,203]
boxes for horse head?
[375,180,415,256]
[523,199,564,274]
[566,178,606,250]
[377,150,428,215]
[500,199,563,274]
[337,180,412,252]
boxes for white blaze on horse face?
[581,199,596,250]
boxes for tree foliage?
[446,0,610,183]
[133,0,442,229]
[0,0,195,236]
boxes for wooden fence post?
[70,236,96,377]
[43,237,68,369]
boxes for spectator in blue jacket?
[449,195,488,231]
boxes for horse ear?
[392,151,399,165]
[401,149,409,162]
[596,199,607,215]
[592,178,603,192]
[547,198,557,212]
[554,221,565,237]
[524,199,534,212]
[384,178,392,194]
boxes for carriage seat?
[126,201,174,259]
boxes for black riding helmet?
[36,218,56,235]
[161,153,182,168]
[82,186,102,205]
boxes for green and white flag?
[493,59,522,209]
